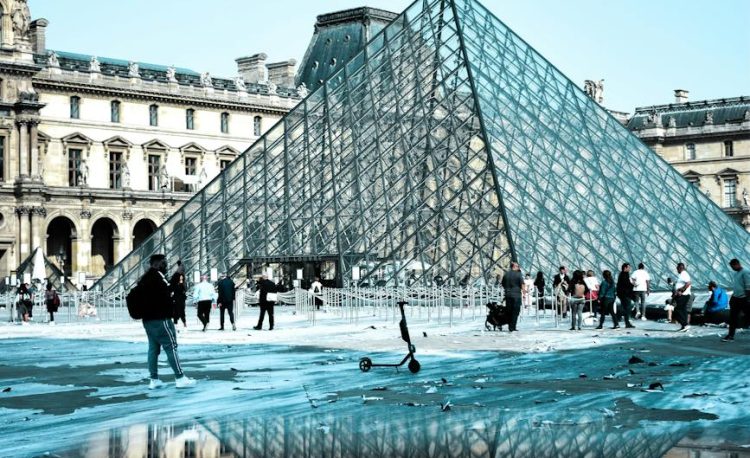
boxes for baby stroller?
[485,301,511,331]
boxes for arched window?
[149,104,159,126]
[70,96,81,119]
[110,100,121,123]
[186,108,195,130]
[685,143,696,161]
[221,112,229,134]
[253,116,262,136]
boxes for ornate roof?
[627,96,750,130]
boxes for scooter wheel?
[359,357,372,372]
[408,358,421,374]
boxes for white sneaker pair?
[149,376,197,389]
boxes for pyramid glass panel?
[95,0,750,293]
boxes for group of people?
[501,258,750,340]
[12,282,61,325]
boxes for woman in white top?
[583,270,600,314]
[522,273,534,308]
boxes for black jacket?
[258,279,277,304]
[553,274,570,289]
[616,272,634,298]
[217,277,236,305]
[170,272,186,305]
[501,270,524,299]
[139,268,173,321]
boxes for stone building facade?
[0,0,303,284]
[626,91,750,230]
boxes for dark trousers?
[704,309,730,325]
[617,296,634,327]
[143,319,183,379]
[256,302,275,329]
[674,294,690,327]
[220,302,235,328]
[728,296,748,338]
[506,296,521,331]
[598,298,617,327]
[173,300,186,326]
[197,300,212,326]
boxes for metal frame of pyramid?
[94,0,750,293]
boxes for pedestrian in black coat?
[170,271,187,328]
[616,263,635,328]
[217,274,236,331]
[253,274,277,330]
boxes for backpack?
[51,292,60,310]
[126,282,144,320]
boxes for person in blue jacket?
[703,281,729,325]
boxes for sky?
[30,0,750,112]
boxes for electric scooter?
[359,300,421,374]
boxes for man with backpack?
[131,254,196,389]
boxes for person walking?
[568,270,588,330]
[254,274,277,330]
[673,262,692,332]
[192,274,216,332]
[137,254,195,389]
[170,270,187,328]
[724,259,750,341]
[703,281,729,325]
[596,270,618,329]
[616,263,636,328]
[217,273,236,331]
[631,263,651,320]
[501,262,523,332]
[44,283,60,325]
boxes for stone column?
[29,121,40,179]
[120,211,134,262]
[1,14,11,48]
[17,121,28,178]
[77,210,92,278]
[30,207,46,253]
[16,206,31,262]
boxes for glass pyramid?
[94,0,750,293]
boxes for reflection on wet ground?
[46,409,749,458]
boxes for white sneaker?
[175,376,196,388]
[49,321,56,326]
[148,379,164,390]
[640,316,647,321]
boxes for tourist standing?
[170,270,187,328]
[673,263,692,332]
[522,273,534,308]
[44,283,60,325]
[310,276,323,310]
[703,281,729,325]
[16,283,32,324]
[568,270,588,330]
[534,271,546,310]
[501,262,523,332]
[596,270,618,329]
[616,263,636,328]
[137,254,195,389]
[724,259,750,341]
[631,263,651,320]
[217,273,236,331]
[553,266,571,318]
[583,270,600,315]
[254,274,277,330]
[192,274,215,332]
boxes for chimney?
[30,18,49,54]
[674,89,689,104]
[267,59,297,87]
[236,53,267,84]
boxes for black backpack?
[126,282,144,320]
